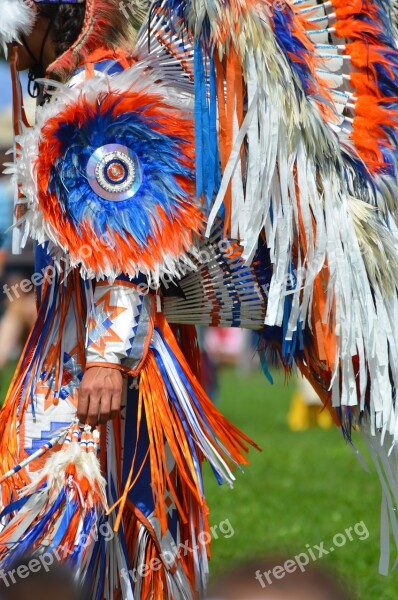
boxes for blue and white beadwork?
[86,144,141,201]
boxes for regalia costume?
[2,0,398,595]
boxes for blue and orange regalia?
[2,0,398,596]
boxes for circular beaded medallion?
[86,144,142,201]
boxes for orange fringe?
[330,0,398,171]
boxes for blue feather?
[49,97,196,247]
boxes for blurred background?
[0,58,36,399]
[0,55,397,599]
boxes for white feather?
[0,0,36,55]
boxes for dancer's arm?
[77,277,154,425]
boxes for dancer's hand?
[77,366,124,426]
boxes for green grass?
[0,362,16,402]
[1,362,397,598]
[204,367,398,599]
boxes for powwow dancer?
[1,0,398,596]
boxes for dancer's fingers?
[110,385,123,421]
[77,382,90,423]
[87,392,101,426]
[98,393,112,425]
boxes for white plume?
[0,0,36,55]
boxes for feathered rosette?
[18,60,203,284]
